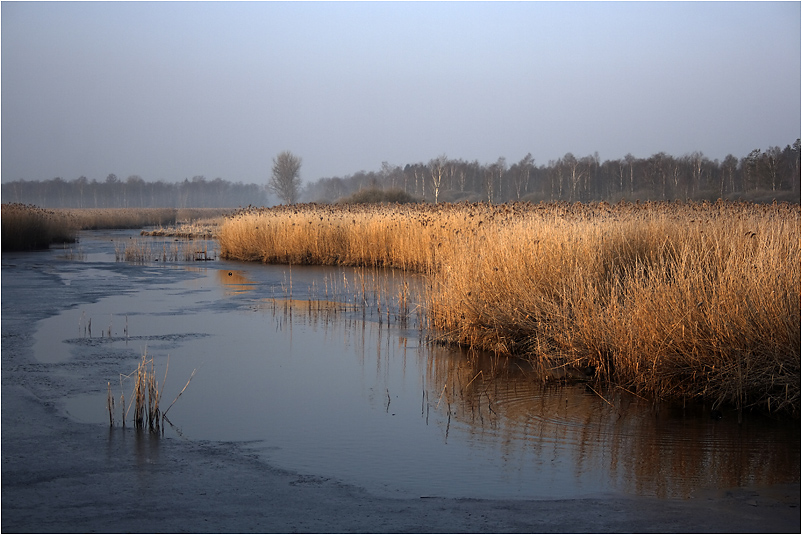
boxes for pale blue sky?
[2,1,799,185]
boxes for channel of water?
[23,230,801,500]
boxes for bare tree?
[511,153,534,200]
[482,157,506,203]
[563,153,585,201]
[455,162,467,192]
[645,152,669,199]
[764,146,782,191]
[744,149,763,191]
[721,154,738,196]
[381,161,393,189]
[269,151,302,204]
[429,154,447,204]
[614,159,627,195]
[75,176,87,208]
[791,139,800,194]
[405,163,426,198]
[624,153,636,196]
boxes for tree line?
[1,175,269,208]
[303,140,800,204]
[3,141,799,208]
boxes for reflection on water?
[421,347,798,498]
[217,269,257,295]
[30,231,801,500]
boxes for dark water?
[11,230,801,500]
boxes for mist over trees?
[303,140,800,204]
[3,140,798,208]
[1,175,269,208]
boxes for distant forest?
[2,140,799,208]
[304,140,800,204]
[1,175,269,208]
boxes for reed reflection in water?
[239,266,799,500]
[423,346,798,499]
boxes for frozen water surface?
[18,230,801,500]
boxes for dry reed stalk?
[107,382,114,426]
[162,368,197,421]
[132,357,145,428]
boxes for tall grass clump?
[108,354,166,432]
[217,201,800,414]
[1,203,78,250]
[109,353,196,433]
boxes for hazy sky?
[2,1,799,186]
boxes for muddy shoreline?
[2,249,799,533]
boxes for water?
[15,230,802,500]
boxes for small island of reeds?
[218,200,801,415]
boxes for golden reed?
[221,200,800,414]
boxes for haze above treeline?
[3,141,799,209]
[2,2,799,190]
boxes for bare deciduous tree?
[269,151,302,204]
[511,153,534,200]
[429,154,447,204]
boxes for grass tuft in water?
[109,352,196,434]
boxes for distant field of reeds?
[1,204,230,250]
[59,207,231,230]
[219,200,801,414]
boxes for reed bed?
[1,203,78,250]
[218,201,800,414]
[58,207,231,230]
[219,202,462,271]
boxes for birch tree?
[511,153,534,200]
[429,154,447,203]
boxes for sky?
[2,1,800,186]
